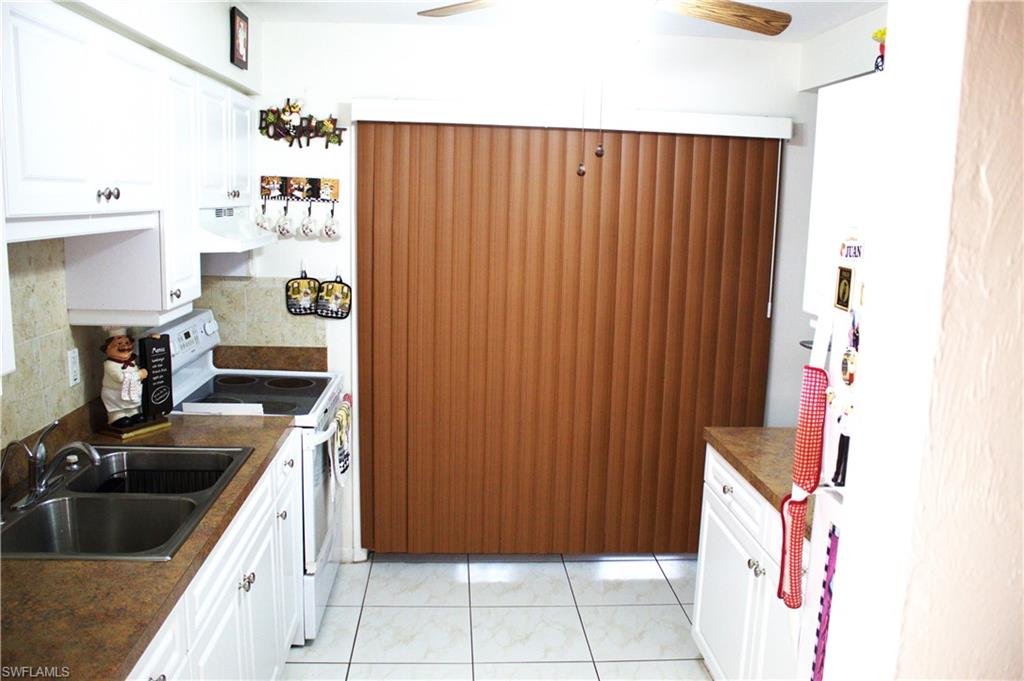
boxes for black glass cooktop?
[179,374,331,415]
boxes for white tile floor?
[284,554,708,681]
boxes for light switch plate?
[67,348,81,387]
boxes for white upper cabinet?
[91,33,164,213]
[230,93,254,206]
[162,65,202,308]
[197,82,231,208]
[2,2,98,217]
[198,81,253,208]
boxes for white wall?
[896,2,1023,677]
[64,0,264,93]
[255,19,817,425]
[800,5,888,91]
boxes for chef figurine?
[100,331,149,428]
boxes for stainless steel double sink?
[0,446,252,561]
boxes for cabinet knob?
[285,458,295,468]
[277,509,288,520]
[227,190,233,199]
[753,565,766,578]
[234,189,241,198]
[112,187,121,200]
[722,484,733,495]
[149,676,166,681]
[238,575,252,592]
[97,187,112,201]
[170,288,182,300]
[747,558,758,569]
[247,571,256,584]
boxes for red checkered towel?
[777,365,828,609]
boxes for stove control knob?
[203,320,219,336]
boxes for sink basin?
[1,445,253,561]
[67,450,236,494]
[1,496,196,557]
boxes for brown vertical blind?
[358,122,780,553]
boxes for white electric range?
[146,308,350,642]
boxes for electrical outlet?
[67,348,81,387]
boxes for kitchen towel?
[778,364,829,609]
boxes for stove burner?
[216,375,258,386]
[266,377,315,390]
[199,396,244,404]
[260,401,299,414]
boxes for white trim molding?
[350,99,792,140]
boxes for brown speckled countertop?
[703,426,795,509]
[703,426,813,538]
[0,414,294,681]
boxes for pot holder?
[285,270,320,315]
[316,276,352,319]
[778,365,829,609]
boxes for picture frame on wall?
[230,7,248,70]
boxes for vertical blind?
[358,122,780,553]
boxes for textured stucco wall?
[896,2,1024,678]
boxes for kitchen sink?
[66,449,236,494]
[0,446,252,561]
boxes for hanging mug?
[299,201,319,239]
[277,200,294,238]
[322,201,340,240]
[255,200,273,231]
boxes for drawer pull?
[239,572,255,592]
[753,565,765,578]
[284,458,295,468]
[97,187,112,201]
[747,558,758,569]
[149,675,166,681]
[277,509,288,520]
[722,484,734,495]
[112,187,121,200]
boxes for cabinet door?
[229,93,253,206]
[241,509,284,681]
[93,34,164,213]
[189,586,247,681]
[161,67,201,309]
[197,81,230,207]
[2,3,98,216]
[750,555,801,681]
[275,462,304,652]
[694,486,762,680]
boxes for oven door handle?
[304,420,339,450]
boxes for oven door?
[301,421,339,575]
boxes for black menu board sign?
[139,334,173,418]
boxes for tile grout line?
[467,554,475,681]
[655,555,696,623]
[561,553,602,681]
[344,552,376,681]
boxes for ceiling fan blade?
[418,0,497,18]
[663,0,792,36]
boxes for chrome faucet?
[3,421,102,512]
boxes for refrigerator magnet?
[834,266,853,311]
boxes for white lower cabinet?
[693,446,804,681]
[128,431,303,681]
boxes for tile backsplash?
[195,276,327,347]
[1,239,105,444]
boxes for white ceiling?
[258,1,886,43]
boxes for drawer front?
[704,445,764,540]
[187,471,273,634]
[127,598,188,681]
